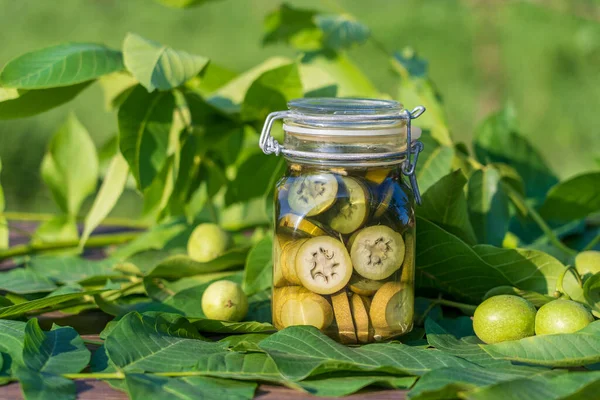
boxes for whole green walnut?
[201,280,248,321]
[575,251,600,281]
[187,223,230,262]
[535,299,594,335]
[473,295,536,344]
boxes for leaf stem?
[82,338,105,346]
[582,231,600,252]
[423,298,478,314]
[502,185,577,257]
[2,211,149,229]
[0,231,141,261]
[63,372,125,380]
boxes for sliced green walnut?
[348,274,385,296]
[278,213,329,237]
[275,286,334,330]
[273,235,291,288]
[295,236,353,295]
[365,167,392,184]
[326,177,370,234]
[350,225,405,280]
[369,282,413,338]
[281,239,308,285]
[331,291,357,344]
[288,173,338,216]
[350,294,373,343]
[373,180,394,218]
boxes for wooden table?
[0,222,409,399]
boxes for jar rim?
[288,97,403,115]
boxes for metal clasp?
[259,111,289,156]
[402,106,426,205]
[258,105,426,204]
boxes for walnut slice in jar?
[288,173,338,217]
[350,225,405,280]
[295,236,353,295]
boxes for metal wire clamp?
[259,106,426,204]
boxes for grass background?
[0,0,598,216]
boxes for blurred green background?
[1,0,599,216]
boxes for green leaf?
[418,170,477,244]
[467,167,511,246]
[99,72,138,110]
[192,319,274,334]
[210,57,292,113]
[463,371,600,400]
[243,236,273,296]
[219,334,272,352]
[299,52,380,98]
[155,0,220,8]
[0,268,57,294]
[105,312,227,372]
[392,50,451,146]
[483,286,555,307]
[584,273,600,314]
[0,320,27,365]
[125,374,257,400]
[27,256,115,284]
[80,153,130,246]
[259,325,473,381]
[415,133,455,194]
[146,248,248,278]
[0,82,91,120]
[315,14,370,50]
[539,172,600,222]
[118,85,175,190]
[0,43,123,89]
[32,215,79,245]
[110,218,188,260]
[301,375,416,397]
[0,159,7,249]
[194,352,284,383]
[226,153,285,205]
[416,217,570,302]
[241,63,303,122]
[263,4,321,51]
[145,273,243,317]
[22,319,90,374]
[41,113,99,215]
[473,106,558,202]
[186,63,238,96]
[481,321,600,367]
[14,366,76,400]
[0,289,106,319]
[408,367,557,400]
[123,33,209,92]
[424,319,543,374]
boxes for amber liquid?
[272,164,416,344]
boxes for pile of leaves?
[0,2,599,399]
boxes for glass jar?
[259,98,425,344]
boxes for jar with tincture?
[259,98,425,344]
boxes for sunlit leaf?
[80,153,130,246]
[40,113,99,215]
[123,33,209,92]
[118,85,175,190]
[0,43,123,89]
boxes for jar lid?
[258,98,426,203]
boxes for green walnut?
[473,295,536,344]
[201,280,248,322]
[535,299,594,335]
[187,223,230,262]
[575,251,600,281]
